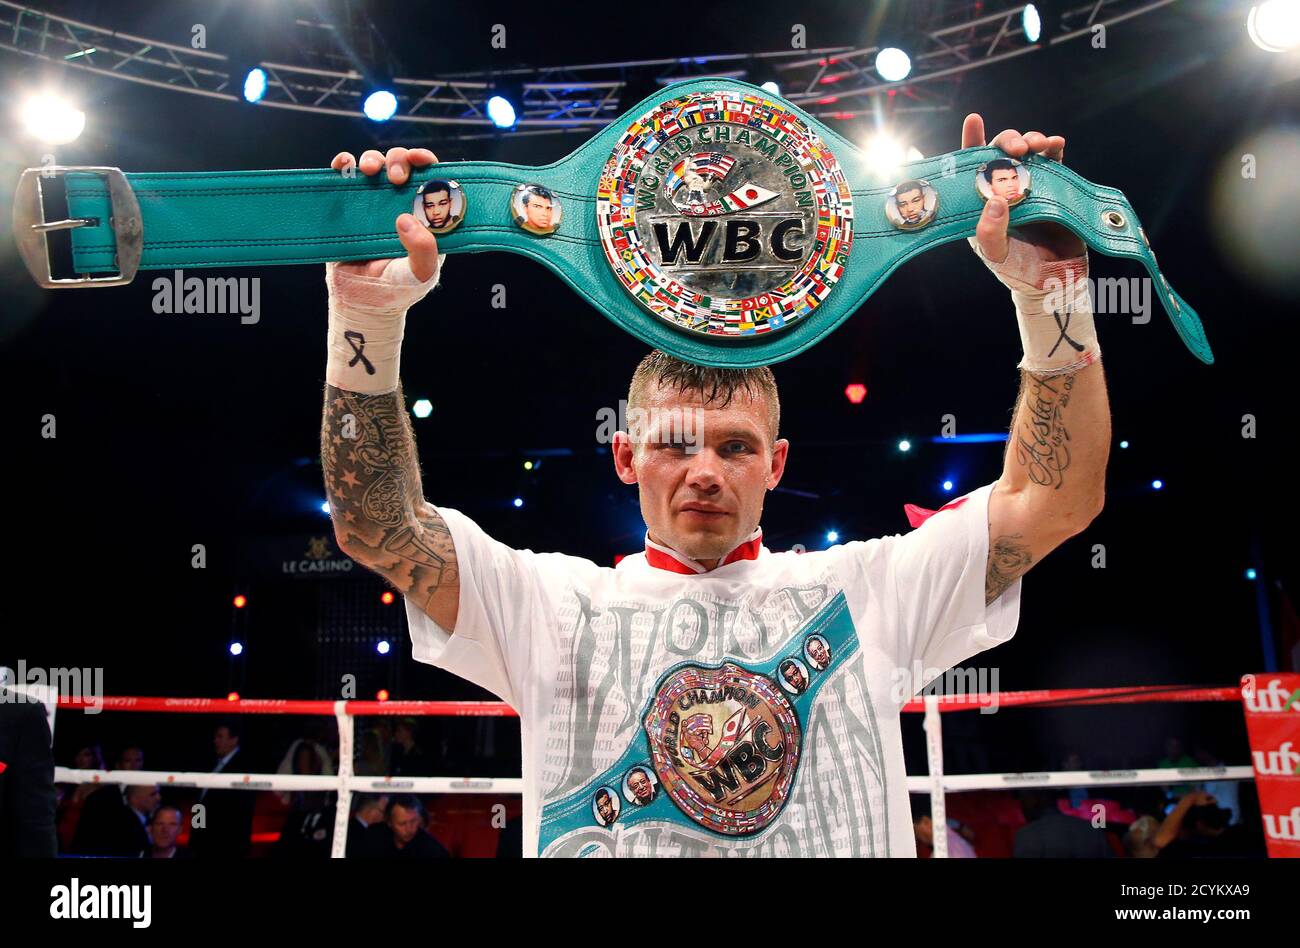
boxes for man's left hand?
[963,113,1086,264]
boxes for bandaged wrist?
[968,237,1100,376]
[325,254,445,394]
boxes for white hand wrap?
[968,236,1100,376]
[324,253,446,394]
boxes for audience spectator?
[56,743,106,851]
[1157,736,1198,796]
[1013,789,1113,858]
[71,783,159,857]
[355,729,389,777]
[345,793,389,858]
[1156,790,1266,858]
[1124,815,1161,857]
[1060,751,1088,807]
[0,686,57,857]
[270,738,336,858]
[115,745,146,771]
[910,795,977,858]
[361,795,448,858]
[275,738,334,807]
[390,719,431,776]
[273,793,336,859]
[1192,745,1241,825]
[188,720,255,858]
[142,805,190,859]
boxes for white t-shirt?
[405,481,1021,857]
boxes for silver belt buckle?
[12,166,142,288]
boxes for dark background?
[1,0,1296,778]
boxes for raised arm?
[961,117,1110,604]
[320,147,460,630]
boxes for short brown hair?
[627,350,780,443]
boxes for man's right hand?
[329,146,442,281]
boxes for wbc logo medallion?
[596,90,854,338]
[644,662,801,835]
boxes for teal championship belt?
[13,76,1211,368]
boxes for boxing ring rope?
[52,686,1255,858]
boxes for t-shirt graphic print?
[404,482,1021,857]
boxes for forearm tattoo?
[321,384,457,609]
[987,533,1033,605]
[1014,371,1074,490]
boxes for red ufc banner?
[1241,673,1300,857]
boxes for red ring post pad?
[52,76,1212,368]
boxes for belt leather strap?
[26,76,1210,368]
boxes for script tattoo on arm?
[320,383,458,615]
[986,533,1033,605]
[1014,371,1074,489]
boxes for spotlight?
[513,497,524,508]
[1151,479,1164,490]
[1022,4,1043,43]
[826,530,840,543]
[844,383,868,405]
[363,90,398,122]
[864,133,910,180]
[243,68,268,103]
[226,692,240,702]
[20,93,85,144]
[229,642,244,656]
[380,591,395,605]
[411,398,433,419]
[487,94,517,128]
[1245,568,1258,580]
[233,595,248,609]
[760,81,781,95]
[898,439,912,452]
[942,480,954,492]
[523,460,534,471]
[1119,440,1130,449]
[320,500,331,514]
[376,689,390,701]
[874,48,912,82]
[1248,1,1300,52]
[376,640,391,655]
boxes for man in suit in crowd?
[188,720,256,858]
[0,687,57,857]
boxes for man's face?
[213,727,238,757]
[782,664,805,691]
[525,195,553,229]
[129,784,160,815]
[913,815,933,846]
[809,639,829,666]
[596,794,615,823]
[629,771,653,804]
[896,187,925,224]
[614,387,788,564]
[361,796,389,824]
[149,809,181,849]
[423,190,451,227]
[389,805,421,845]
[117,747,144,770]
[989,168,1021,202]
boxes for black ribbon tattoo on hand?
[344,330,375,375]
[1047,304,1086,358]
